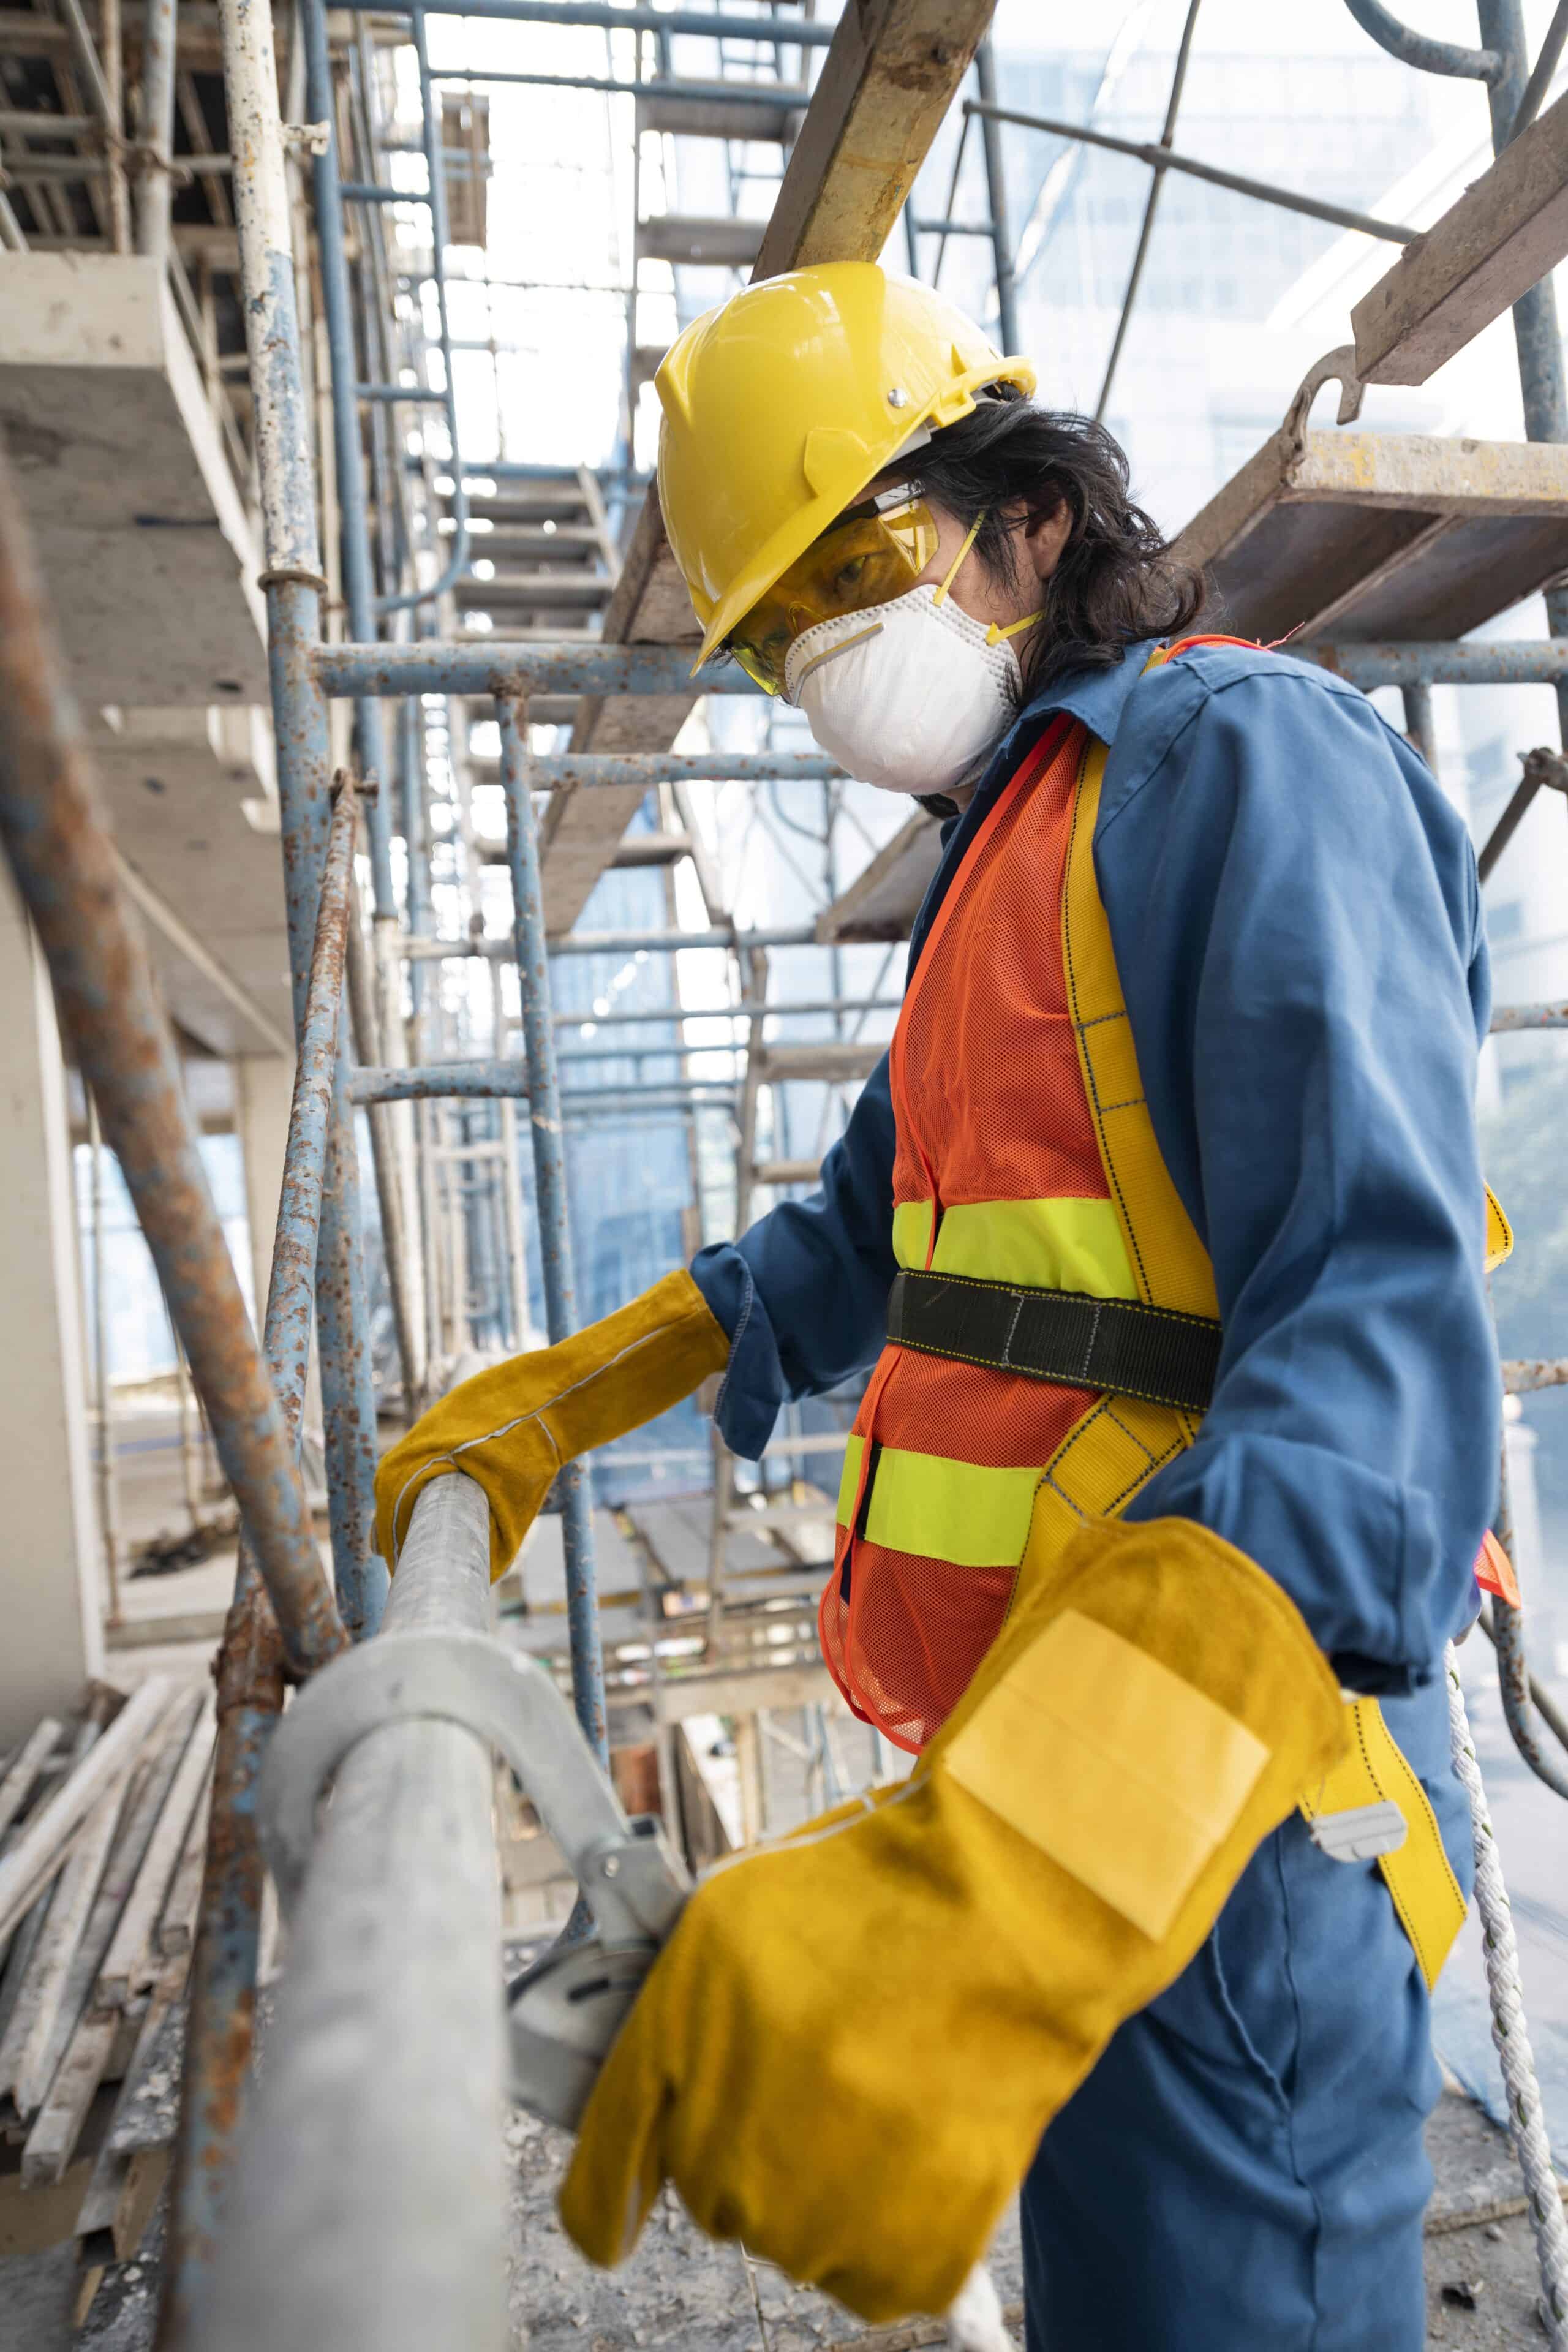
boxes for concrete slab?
[0,254,267,708]
[87,707,292,1058]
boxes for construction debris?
[0,1676,213,2316]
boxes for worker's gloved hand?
[559,1512,1346,2324]
[372,1269,728,1579]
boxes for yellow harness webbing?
[1063,669,1467,1989]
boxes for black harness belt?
[886,1268,1221,1418]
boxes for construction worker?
[375,264,1507,2350]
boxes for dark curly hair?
[910,385,1205,693]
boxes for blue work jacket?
[690,639,1499,1694]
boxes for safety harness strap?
[886,1267,1221,1417]
[1300,1697,1469,1992]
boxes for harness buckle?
[1307,1799,1409,1864]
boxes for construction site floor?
[34,2084,1554,2350]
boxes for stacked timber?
[0,1674,214,2309]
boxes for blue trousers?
[1022,1679,1472,2352]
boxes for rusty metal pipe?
[159,772,361,2347]
[0,442,345,1683]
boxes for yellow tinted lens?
[728,497,938,690]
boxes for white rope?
[1446,1644,1568,2346]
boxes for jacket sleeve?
[1101,658,1497,1693]
[688,1051,899,1460]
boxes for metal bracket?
[258,1627,693,2130]
[283,119,332,157]
[1282,344,1367,466]
[258,1627,687,1935]
[1306,1799,1409,1864]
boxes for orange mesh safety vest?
[821,643,1514,1765]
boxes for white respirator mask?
[782,515,1041,798]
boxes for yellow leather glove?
[373,1269,729,1578]
[559,1511,1346,2324]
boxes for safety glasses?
[724,483,940,696]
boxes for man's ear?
[1020,499,1073,586]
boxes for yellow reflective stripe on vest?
[1298,1697,1468,1990]
[836,1433,1043,1567]
[892,1197,1138,1297]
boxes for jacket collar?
[907,638,1161,972]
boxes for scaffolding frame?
[6,0,1568,2339]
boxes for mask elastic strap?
[931,508,1043,645]
[986,609,1043,646]
[931,511,986,608]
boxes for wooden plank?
[540,0,998,932]
[12,1687,199,2120]
[22,2004,118,2185]
[156,1763,212,1958]
[1355,89,1568,388]
[96,1693,214,2008]
[0,1719,64,1846]
[0,1781,127,2116]
[0,1678,172,1946]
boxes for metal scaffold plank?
[538,0,1000,933]
[1354,86,1568,386]
[1173,429,1568,645]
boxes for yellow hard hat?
[654,262,1036,672]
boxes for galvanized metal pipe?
[86,1091,124,1628]
[134,0,177,265]
[1490,1000,1568,1030]
[198,1473,509,2352]
[965,100,1420,242]
[221,0,382,1637]
[498,696,607,1762]
[973,39,1019,356]
[508,751,845,786]
[551,993,902,1031]
[299,0,394,911]
[315,639,758,698]
[159,755,362,2352]
[329,0,835,39]
[428,66,808,105]
[0,445,344,1680]
[401,921,820,962]
[374,0,472,616]
[1303,639,1568,686]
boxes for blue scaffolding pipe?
[497,693,608,1763]
[314,638,758,697]
[300,0,394,915]
[327,0,837,40]
[351,1058,530,1102]
[427,67,810,105]
[1490,1001,1568,1030]
[400,921,820,960]
[373,0,472,615]
[1301,640,1568,685]
[551,993,903,1029]
[520,751,845,786]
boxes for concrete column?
[235,1050,323,1429]
[0,868,103,1743]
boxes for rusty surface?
[0,436,347,1684]
[156,1573,287,2351]
[1501,1356,1568,1389]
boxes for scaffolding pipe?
[315,639,758,697]
[401,921,820,962]
[1305,639,1568,685]
[964,100,1419,243]
[199,1473,509,2352]
[511,751,846,786]
[161,768,361,2350]
[86,1091,123,1628]
[219,0,382,1637]
[299,0,394,910]
[134,0,177,266]
[499,696,607,1762]
[0,444,345,1681]
[973,39,1019,355]
[345,899,423,1409]
[329,0,835,37]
